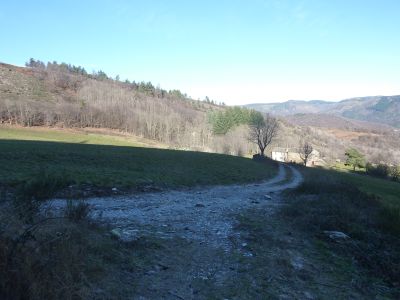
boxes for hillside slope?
[0,61,259,156]
[0,62,207,144]
[329,96,400,127]
[284,113,392,132]
[0,126,276,192]
[2,60,400,165]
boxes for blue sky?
[1,0,400,105]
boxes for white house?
[271,147,288,162]
[271,147,324,166]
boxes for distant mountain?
[246,100,332,115]
[246,95,400,128]
[284,113,392,132]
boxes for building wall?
[271,151,286,162]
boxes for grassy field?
[336,171,400,206]
[292,166,400,241]
[0,126,157,147]
[0,126,276,190]
[296,166,400,219]
[329,163,400,207]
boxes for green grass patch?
[0,126,146,147]
[292,167,400,234]
[331,162,366,173]
[329,163,399,206]
[336,171,400,206]
[0,126,276,190]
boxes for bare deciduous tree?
[248,114,279,157]
[299,140,313,166]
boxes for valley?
[0,61,399,299]
[2,1,400,298]
[2,61,400,166]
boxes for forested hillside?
[1,59,400,165]
[0,60,262,156]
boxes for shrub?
[1,218,97,299]
[19,170,70,201]
[65,200,90,222]
[13,170,70,223]
[366,162,390,178]
[0,203,117,299]
[389,166,400,182]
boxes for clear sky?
[1,0,400,105]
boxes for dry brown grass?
[326,128,380,141]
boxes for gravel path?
[47,164,303,247]
[45,164,303,298]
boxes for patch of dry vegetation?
[229,167,399,299]
[275,118,400,165]
[0,176,144,299]
[281,168,400,297]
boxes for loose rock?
[110,228,139,242]
[323,231,350,240]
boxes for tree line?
[208,106,263,134]
[25,58,193,100]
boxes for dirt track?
[48,164,302,246]
[46,164,303,299]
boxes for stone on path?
[323,231,350,241]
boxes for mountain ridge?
[246,95,400,128]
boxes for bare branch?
[299,140,313,166]
[248,114,279,156]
